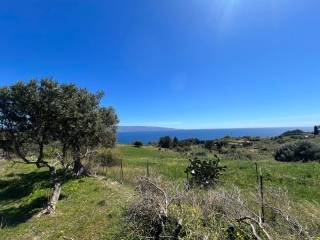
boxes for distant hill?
[280,129,307,137]
[118,126,176,133]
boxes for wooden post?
[259,168,265,223]
[147,160,150,177]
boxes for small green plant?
[185,156,226,188]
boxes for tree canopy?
[0,78,118,214]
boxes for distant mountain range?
[118,126,177,133]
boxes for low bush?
[127,177,183,239]
[275,140,320,162]
[158,136,172,148]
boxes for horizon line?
[119,125,314,130]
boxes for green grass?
[114,145,320,202]
[0,160,133,240]
[1,144,319,239]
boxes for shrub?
[158,136,172,148]
[133,141,143,148]
[94,147,123,167]
[185,157,226,188]
[127,177,182,239]
[275,140,320,162]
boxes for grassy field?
[0,160,133,240]
[111,145,320,202]
[0,144,320,239]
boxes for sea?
[117,127,313,144]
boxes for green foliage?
[185,157,226,188]
[275,140,320,162]
[0,78,118,175]
[0,79,63,162]
[158,136,202,149]
[133,141,143,148]
[158,136,172,148]
[57,83,118,149]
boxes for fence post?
[147,160,150,177]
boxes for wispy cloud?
[120,113,320,129]
[120,121,183,127]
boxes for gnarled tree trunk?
[72,144,85,176]
[37,166,62,216]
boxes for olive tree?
[56,84,118,175]
[0,79,65,214]
[0,78,118,215]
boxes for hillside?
[1,142,320,239]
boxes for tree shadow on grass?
[0,196,48,227]
[0,171,52,203]
[0,170,71,227]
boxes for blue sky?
[1,0,320,129]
